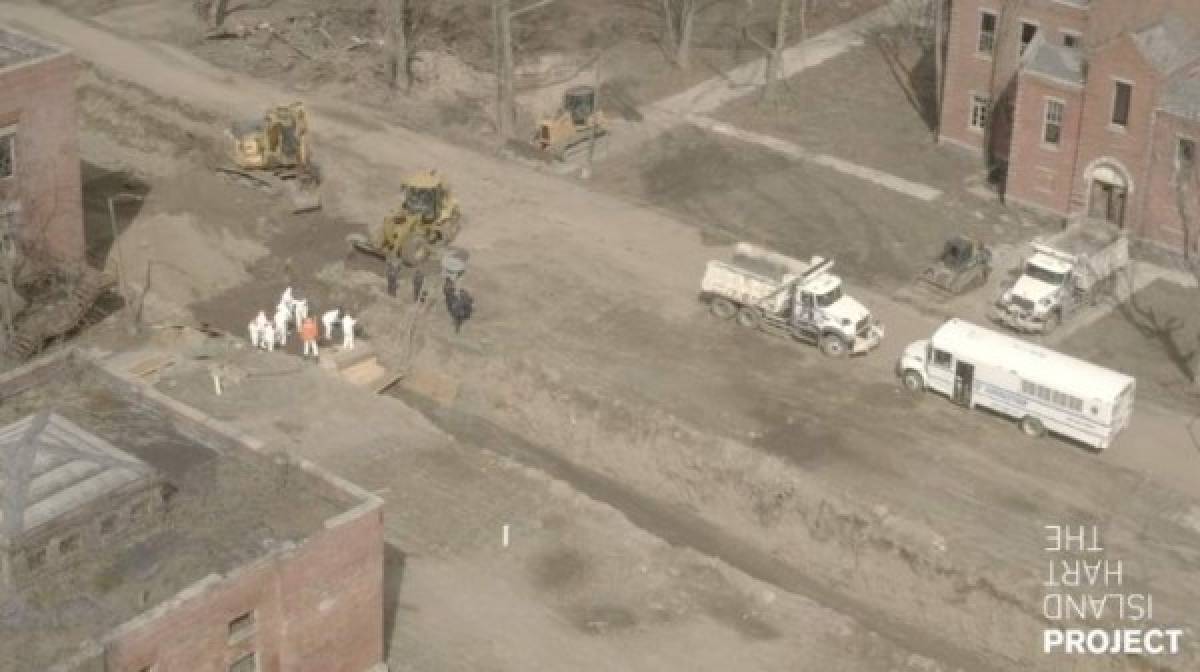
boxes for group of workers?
[248,286,357,359]
[391,257,475,333]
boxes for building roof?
[1162,72,1200,121]
[0,355,367,671]
[1022,34,1085,86]
[931,319,1135,402]
[1131,18,1200,76]
[0,411,157,549]
[0,25,65,69]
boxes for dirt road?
[10,2,1200,669]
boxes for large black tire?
[710,298,737,320]
[819,332,849,358]
[736,306,761,329]
[902,370,925,393]
[1020,415,1047,438]
[400,235,431,266]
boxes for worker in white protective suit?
[274,306,290,346]
[293,297,309,326]
[248,320,260,348]
[280,287,294,312]
[341,314,357,350]
[321,307,341,341]
[261,322,276,351]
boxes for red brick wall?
[104,505,384,672]
[0,51,84,263]
[1006,72,1083,214]
[940,0,1088,157]
[1066,34,1159,225]
[1142,112,1200,253]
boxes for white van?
[897,319,1135,450]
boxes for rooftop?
[0,25,65,69]
[1022,35,1085,86]
[1163,71,1200,121]
[0,353,363,671]
[1132,18,1200,76]
[0,411,157,551]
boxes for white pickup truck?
[991,222,1128,334]
[700,242,884,357]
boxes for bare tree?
[208,0,229,29]
[492,0,559,139]
[1173,138,1200,387]
[661,0,700,68]
[745,0,802,102]
[933,0,945,139]
[383,0,410,90]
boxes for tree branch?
[510,0,557,19]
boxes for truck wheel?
[1020,416,1047,438]
[710,298,737,320]
[819,333,848,358]
[736,307,761,329]
[902,370,925,393]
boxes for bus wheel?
[710,298,737,320]
[902,370,925,393]
[1020,416,1046,438]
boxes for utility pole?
[933,0,945,140]
[383,0,410,90]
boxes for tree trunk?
[384,0,409,90]
[494,0,516,138]
[762,0,791,101]
[933,0,944,139]
[676,0,697,69]
[208,0,229,28]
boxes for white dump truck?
[991,221,1128,334]
[700,242,884,357]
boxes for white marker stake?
[502,524,510,548]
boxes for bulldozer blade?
[347,233,381,258]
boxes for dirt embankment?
[424,359,1200,672]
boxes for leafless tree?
[383,0,411,90]
[744,0,804,102]
[661,0,700,68]
[492,0,559,139]
[933,0,946,139]
[208,0,229,29]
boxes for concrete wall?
[105,504,384,672]
[1005,71,1083,214]
[0,48,83,263]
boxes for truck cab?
[788,272,881,357]
[993,252,1075,332]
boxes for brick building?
[0,350,387,672]
[0,25,84,263]
[939,0,1200,253]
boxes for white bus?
[897,319,1135,451]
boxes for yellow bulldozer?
[224,102,321,212]
[348,171,462,266]
[533,85,608,161]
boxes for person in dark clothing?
[412,268,425,303]
[449,288,473,333]
[386,257,401,298]
[442,276,456,309]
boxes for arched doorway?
[1086,161,1131,228]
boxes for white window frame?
[229,652,259,672]
[0,125,15,180]
[1042,98,1065,148]
[1060,30,1081,49]
[1019,20,1039,55]
[1110,78,1133,129]
[968,93,990,133]
[977,10,998,56]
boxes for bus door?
[953,361,975,406]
